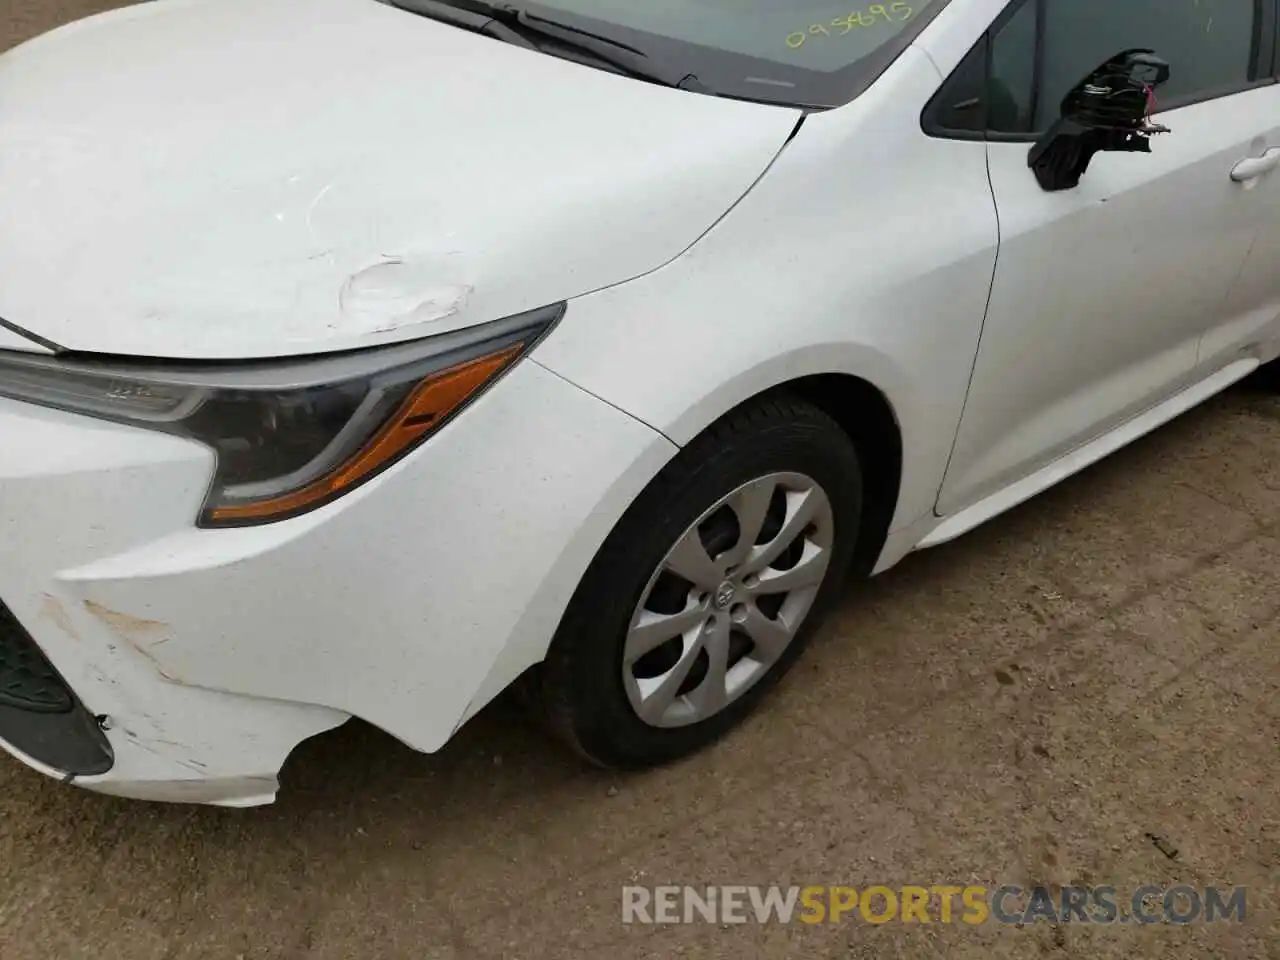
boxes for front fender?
[535,48,1000,537]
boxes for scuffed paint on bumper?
[0,358,674,805]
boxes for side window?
[989,0,1262,134]
[986,0,1036,132]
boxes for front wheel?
[538,396,863,769]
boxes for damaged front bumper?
[0,354,675,806]
[0,592,347,806]
[0,396,347,807]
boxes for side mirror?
[1027,49,1172,192]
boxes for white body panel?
[938,89,1280,514]
[0,363,674,804]
[0,0,798,359]
[1200,137,1280,371]
[536,46,999,538]
[0,324,50,353]
[1,0,1278,804]
[920,358,1262,549]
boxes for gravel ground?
[2,5,1277,959]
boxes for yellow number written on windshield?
[787,3,914,50]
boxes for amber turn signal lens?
[206,344,522,524]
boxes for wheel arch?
[462,367,907,729]
[613,364,908,587]
[778,373,903,577]
[615,366,907,595]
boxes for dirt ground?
[2,5,1278,959]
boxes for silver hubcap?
[622,472,835,728]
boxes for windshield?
[409,0,946,107]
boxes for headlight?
[0,305,563,527]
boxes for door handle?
[1230,147,1280,182]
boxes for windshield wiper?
[381,0,710,93]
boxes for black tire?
[1257,359,1280,390]
[537,394,863,769]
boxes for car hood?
[0,0,799,359]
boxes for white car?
[1,0,1277,806]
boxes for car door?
[929,0,1276,517]
[1201,15,1280,371]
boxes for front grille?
[0,603,73,712]
[0,600,113,776]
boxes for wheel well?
[775,374,902,577]
[516,371,904,706]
